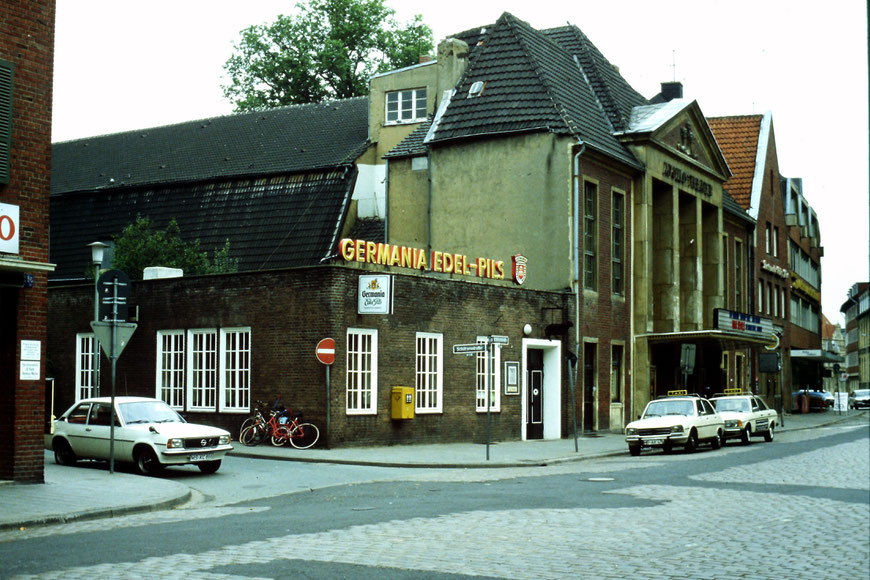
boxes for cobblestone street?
[7,424,868,579]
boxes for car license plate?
[645,439,663,446]
[190,453,211,462]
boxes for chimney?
[660,81,683,102]
[437,38,470,96]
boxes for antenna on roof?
[670,50,676,82]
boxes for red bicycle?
[239,402,319,449]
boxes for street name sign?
[453,343,487,354]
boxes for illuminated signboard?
[338,239,520,283]
[713,308,774,338]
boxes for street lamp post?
[88,242,107,397]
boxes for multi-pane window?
[385,88,427,124]
[347,328,377,414]
[772,226,779,257]
[611,344,623,403]
[221,328,251,412]
[612,192,624,295]
[765,223,772,254]
[75,333,100,401]
[475,337,501,412]
[188,329,218,410]
[156,327,251,412]
[415,332,443,413]
[735,240,743,310]
[157,330,185,408]
[583,181,597,290]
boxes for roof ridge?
[501,13,581,137]
[562,26,620,133]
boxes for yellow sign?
[667,390,688,396]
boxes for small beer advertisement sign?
[358,275,393,315]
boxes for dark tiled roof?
[428,13,641,169]
[49,168,356,281]
[384,117,432,159]
[346,217,386,242]
[707,115,763,210]
[51,97,369,194]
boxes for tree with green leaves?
[110,216,239,280]
[222,0,433,111]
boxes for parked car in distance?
[710,392,777,444]
[624,392,724,456]
[792,389,830,412]
[47,396,233,475]
[850,389,870,409]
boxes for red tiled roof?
[708,115,763,210]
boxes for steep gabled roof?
[426,13,640,169]
[51,97,369,194]
[707,114,764,214]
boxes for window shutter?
[0,59,13,185]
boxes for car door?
[78,403,115,459]
[60,402,93,456]
[697,399,718,439]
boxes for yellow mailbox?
[391,386,414,419]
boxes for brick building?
[0,0,57,482]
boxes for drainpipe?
[384,160,390,241]
[572,143,586,441]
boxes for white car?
[624,394,724,456]
[48,396,233,475]
[711,393,778,444]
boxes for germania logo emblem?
[512,254,527,285]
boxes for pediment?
[652,103,730,180]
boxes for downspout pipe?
[572,142,586,444]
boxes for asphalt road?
[2,416,868,579]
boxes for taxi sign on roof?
[667,390,688,396]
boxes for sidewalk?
[1,409,863,532]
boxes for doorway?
[584,342,596,431]
[522,339,561,440]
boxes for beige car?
[711,393,777,444]
[625,394,725,456]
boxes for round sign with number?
[316,338,335,365]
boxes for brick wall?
[0,0,55,483]
[49,266,577,448]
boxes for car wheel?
[628,445,641,456]
[741,427,752,445]
[764,424,774,443]
[684,430,697,453]
[197,460,221,474]
[711,429,723,450]
[53,439,77,466]
[135,447,164,476]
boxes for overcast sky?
[52,0,869,323]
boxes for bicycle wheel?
[240,424,267,446]
[271,425,289,446]
[289,422,320,449]
[239,416,257,439]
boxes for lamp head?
[88,241,108,265]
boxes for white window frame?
[385,88,427,125]
[75,333,100,401]
[346,328,378,415]
[187,329,218,411]
[475,336,501,413]
[220,327,251,412]
[415,332,443,413]
[156,330,185,409]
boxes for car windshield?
[713,399,750,413]
[855,390,870,397]
[644,400,694,417]
[119,401,185,425]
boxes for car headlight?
[670,425,684,434]
[625,428,637,436]
[167,438,184,449]
[219,435,230,445]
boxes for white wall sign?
[21,340,41,361]
[20,361,40,381]
[0,202,20,254]
[358,275,393,314]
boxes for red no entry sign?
[316,337,335,365]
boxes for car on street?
[792,389,831,412]
[624,392,724,456]
[850,389,870,409]
[47,396,233,475]
[710,392,777,444]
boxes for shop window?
[583,181,597,291]
[475,336,501,412]
[415,332,443,413]
[75,333,100,401]
[612,192,624,295]
[347,328,378,415]
[385,88,427,125]
[611,345,623,403]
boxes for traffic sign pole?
[316,338,335,448]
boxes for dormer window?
[386,88,427,125]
